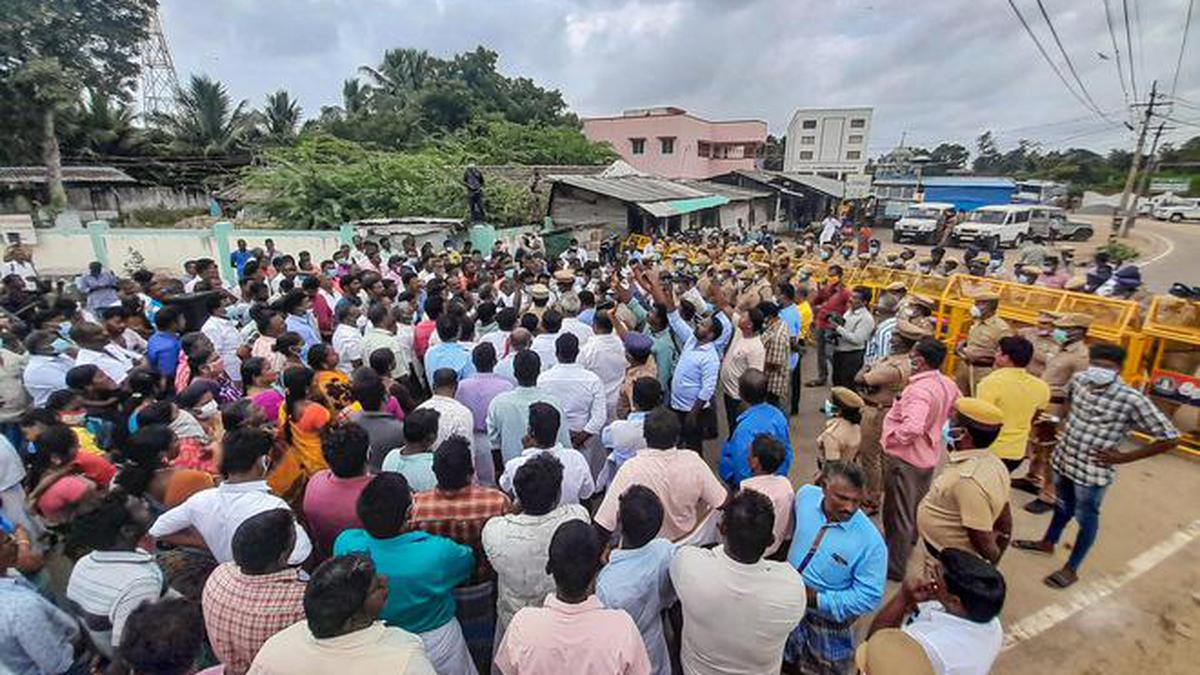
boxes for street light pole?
[1113,80,1159,238]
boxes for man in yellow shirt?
[975,335,1050,472]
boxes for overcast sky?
[162,0,1199,157]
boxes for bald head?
[509,327,532,351]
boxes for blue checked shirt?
[786,485,886,623]
[1053,373,1179,486]
[0,575,79,675]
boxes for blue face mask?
[821,400,837,418]
[57,321,72,339]
[1051,328,1069,344]
[941,421,953,446]
[1080,366,1118,387]
[51,337,72,355]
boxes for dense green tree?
[0,0,155,207]
[973,131,1002,174]
[150,74,254,155]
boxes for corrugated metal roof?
[677,180,772,201]
[639,195,730,218]
[0,166,137,185]
[550,174,709,202]
[922,176,1015,188]
[726,169,846,198]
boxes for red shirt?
[311,292,333,337]
[73,452,116,487]
[413,319,437,360]
[813,283,850,329]
[302,470,372,560]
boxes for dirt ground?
[700,354,1200,674]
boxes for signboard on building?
[845,175,873,199]
[1150,178,1191,193]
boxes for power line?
[1005,0,1115,122]
[1169,0,1196,101]
[1102,0,1132,109]
[1033,0,1108,120]
[1122,0,1139,100]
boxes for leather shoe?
[1011,477,1040,495]
[1024,499,1054,514]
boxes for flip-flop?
[1012,540,1053,554]
[1044,569,1077,589]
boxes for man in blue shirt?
[777,282,804,415]
[423,314,475,382]
[719,369,792,484]
[784,462,886,675]
[230,239,254,279]
[145,306,183,390]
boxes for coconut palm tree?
[261,89,301,141]
[342,78,370,116]
[149,74,253,155]
[70,93,146,156]
[359,48,435,98]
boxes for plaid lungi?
[455,580,497,672]
[784,611,855,675]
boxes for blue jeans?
[1043,473,1108,571]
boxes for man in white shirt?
[868,547,1005,675]
[671,490,807,675]
[149,428,312,566]
[579,312,626,419]
[718,308,766,433]
[819,214,841,247]
[200,295,244,384]
[537,333,606,456]
[332,303,365,375]
[66,493,163,656]
[499,402,594,507]
[1,245,39,290]
[360,303,407,379]
[72,322,138,385]
[414,368,475,450]
[529,309,564,372]
[558,294,595,346]
[22,330,75,406]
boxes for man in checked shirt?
[1014,343,1179,589]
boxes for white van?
[1154,198,1200,222]
[951,204,1034,249]
[892,202,957,244]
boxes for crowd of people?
[0,224,1181,675]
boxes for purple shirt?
[302,471,373,560]
[456,372,515,432]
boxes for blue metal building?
[922,176,1016,212]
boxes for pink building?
[581,106,767,179]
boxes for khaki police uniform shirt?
[817,417,861,461]
[1018,327,1060,378]
[1041,339,1090,408]
[860,354,912,407]
[960,315,1012,362]
[917,449,1011,553]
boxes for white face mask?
[196,400,220,419]
[970,306,983,319]
[1080,366,1118,387]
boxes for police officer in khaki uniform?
[916,397,1013,564]
[854,320,928,512]
[817,386,864,467]
[906,294,938,335]
[886,281,909,318]
[954,290,1012,395]
[1018,310,1061,377]
[526,283,551,321]
[1017,312,1092,513]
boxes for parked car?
[950,205,1033,249]
[892,202,957,244]
[1154,199,1200,222]
[1028,206,1094,241]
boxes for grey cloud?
[159,0,1200,153]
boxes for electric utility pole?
[1127,121,1171,236]
[1113,80,1158,237]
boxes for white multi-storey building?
[783,107,873,180]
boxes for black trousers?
[673,407,704,452]
[789,356,802,415]
[831,349,864,389]
[723,393,743,436]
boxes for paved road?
[1123,216,1200,294]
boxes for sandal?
[1044,568,1078,589]
[1012,539,1053,554]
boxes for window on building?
[630,138,645,155]
[800,135,815,145]
[802,119,817,129]
[697,141,711,158]
[799,150,814,160]
[848,134,863,144]
[846,150,861,160]
[660,137,675,154]
[850,118,866,129]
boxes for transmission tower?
[140,8,179,120]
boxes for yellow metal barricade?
[1137,296,1200,457]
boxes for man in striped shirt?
[864,292,900,367]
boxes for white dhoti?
[420,617,478,675]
